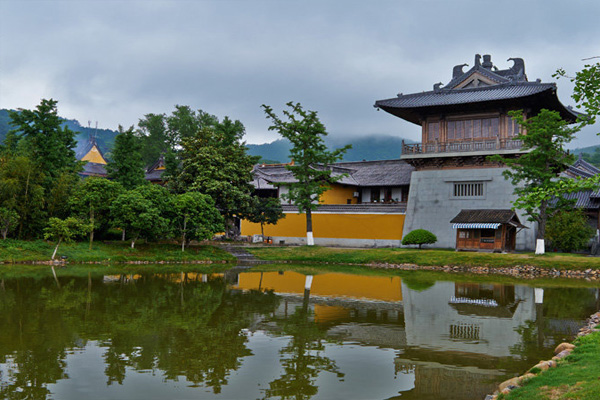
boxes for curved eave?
[375,86,579,125]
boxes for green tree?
[7,99,80,184]
[133,184,174,241]
[245,197,285,237]
[402,229,438,249]
[172,192,224,251]
[0,207,18,240]
[105,125,146,189]
[0,155,46,238]
[110,191,162,248]
[555,60,600,127]
[138,113,168,166]
[262,102,350,245]
[170,126,257,233]
[44,217,90,259]
[70,177,124,249]
[546,208,595,252]
[489,109,582,254]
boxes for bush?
[402,229,437,249]
[546,209,595,253]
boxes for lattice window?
[449,323,481,340]
[453,182,484,198]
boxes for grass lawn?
[501,331,600,400]
[247,245,600,270]
[0,239,235,263]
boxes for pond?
[0,265,598,400]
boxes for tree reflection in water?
[0,272,280,398]
[262,287,345,400]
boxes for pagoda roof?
[375,54,580,125]
[77,136,108,165]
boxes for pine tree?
[106,126,146,189]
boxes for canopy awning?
[452,223,501,229]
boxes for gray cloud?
[1,0,599,147]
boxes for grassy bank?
[0,239,235,263]
[248,246,600,270]
[502,331,600,400]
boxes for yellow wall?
[233,271,402,302]
[241,212,405,240]
[320,184,358,205]
[81,145,107,165]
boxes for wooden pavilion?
[450,209,526,252]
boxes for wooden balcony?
[401,138,523,156]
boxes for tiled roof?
[450,209,521,224]
[145,169,164,181]
[560,190,600,209]
[375,82,556,109]
[80,162,107,177]
[252,159,413,188]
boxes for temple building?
[241,159,413,246]
[77,136,108,178]
[375,54,579,250]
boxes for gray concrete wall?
[403,168,537,251]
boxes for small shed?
[450,209,527,252]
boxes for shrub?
[546,209,594,253]
[402,229,437,249]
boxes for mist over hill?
[1,109,598,165]
[247,135,417,163]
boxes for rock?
[517,373,536,384]
[554,342,575,354]
[531,361,551,372]
[554,349,572,359]
[498,377,520,391]
[484,395,497,400]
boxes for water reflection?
[0,268,598,400]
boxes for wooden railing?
[401,138,523,155]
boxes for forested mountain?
[571,144,600,166]
[247,135,416,163]
[1,108,597,165]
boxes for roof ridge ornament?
[452,63,468,78]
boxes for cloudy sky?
[1,0,599,148]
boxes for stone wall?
[403,167,537,251]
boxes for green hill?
[247,135,415,163]
[572,144,600,166]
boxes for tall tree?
[169,126,257,232]
[489,109,580,255]
[8,99,79,183]
[555,60,600,127]
[262,102,350,245]
[70,177,124,249]
[105,125,146,189]
[138,113,168,166]
[0,155,46,238]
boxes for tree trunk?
[131,237,136,249]
[535,200,548,255]
[51,238,62,260]
[306,209,314,246]
[1,228,6,240]
[122,229,126,241]
[181,217,187,252]
[89,206,95,251]
[260,221,264,238]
